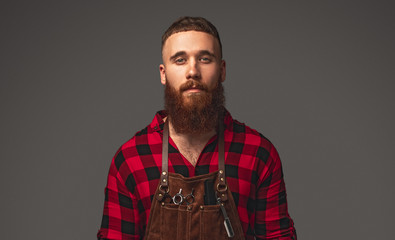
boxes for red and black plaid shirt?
[97,110,296,239]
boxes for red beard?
[164,79,225,134]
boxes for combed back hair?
[161,16,223,58]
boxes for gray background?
[1,1,394,239]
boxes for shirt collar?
[149,110,167,133]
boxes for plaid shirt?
[97,110,296,239]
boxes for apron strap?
[217,110,228,201]
[158,121,169,198]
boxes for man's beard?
[164,79,225,134]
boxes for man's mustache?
[179,81,208,92]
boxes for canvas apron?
[144,120,245,240]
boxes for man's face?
[160,30,226,105]
[160,30,226,133]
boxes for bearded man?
[97,16,297,240]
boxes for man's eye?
[175,58,185,64]
[200,57,211,63]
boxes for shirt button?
[154,126,158,130]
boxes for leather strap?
[217,110,228,201]
[218,111,225,173]
[158,121,169,199]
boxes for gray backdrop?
[1,1,394,239]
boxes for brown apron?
[144,119,245,240]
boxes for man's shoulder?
[228,117,280,165]
[113,111,165,161]
[110,124,162,175]
[227,115,273,146]
[119,125,161,152]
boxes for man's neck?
[168,120,217,166]
[169,122,217,147]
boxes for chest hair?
[176,145,205,167]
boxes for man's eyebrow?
[169,51,186,61]
[198,50,216,58]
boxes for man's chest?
[176,145,204,167]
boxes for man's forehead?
[162,31,221,57]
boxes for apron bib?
[144,118,245,240]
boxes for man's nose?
[186,59,201,80]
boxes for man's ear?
[159,64,166,85]
[220,60,226,82]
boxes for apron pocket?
[199,205,228,240]
[160,204,191,240]
[176,205,190,240]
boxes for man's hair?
[161,16,223,58]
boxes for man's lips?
[183,85,206,93]
[180,81,208,93]
[185,88,203,92]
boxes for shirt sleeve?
[255,145,297,239]
[97,150,142,240]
